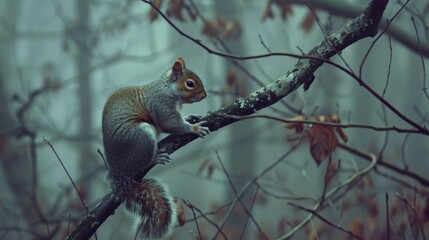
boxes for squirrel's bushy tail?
[124,178,177,240]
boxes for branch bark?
[66,0,389,239]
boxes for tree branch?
[65,0,389,239]
[286,0,429,58]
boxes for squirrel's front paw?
[184,114,203,124]
[192,121,210,138]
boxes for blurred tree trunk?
[0,1,46,237]
[74,0,98,200]
[214,1,256,238]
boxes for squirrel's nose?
[201,91,207,99]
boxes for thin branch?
[360,0,410,79]
[288,202,365,240]
[279,152,377,239]
[382,34,393,97]
[239,186,259,240]
[183,201,228,240]
[215,152,269,240]
[216,113,424,134]
[188,202,202,240]
[410,15,429,101]
[395,193,427,240]
[43,137,89,213]
[338,143,429,187]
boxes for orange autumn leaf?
[308,116,339,165]
[300,10,315,33]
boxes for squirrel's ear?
[172,57,186,76]
[176,57,186,68]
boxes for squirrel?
[102,57,210,240]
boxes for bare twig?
[188,201,202,240]
[288,202,365,240]
[360,0,410,78]
[216,113,423,134]
[239,186,259,240]
[395,193,427,240]
[382,34,393,97]
[43,137,89,213]
[279,152,377,239]
[410,15,429,101]
[215,152,269,240]
[183,201,227,240]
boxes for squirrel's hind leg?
[154,148,172,164]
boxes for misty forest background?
[1,0,429,239]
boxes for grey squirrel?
[102,57,210,239]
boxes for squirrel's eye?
[186,80,195,88]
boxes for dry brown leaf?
[207,164,214,179]
[261,0,274,21]
[198,158,215,179]
[277,216,288,235]
[201,20,219,38]
[367,198,379,217]
[324,159,337,186]
[308,116,339,165]
[284,115,306,133]
[197,158,210,173]
[223,21,236,39]
[226,67,237,87]
[342,199,353,212]
[279,3,293,20]
[300,10,315,33]
[367,216,377,233]
[167,0,184,21]
[347,216,364,239]
[216,16,226,29]
[330,114,349,142]
[176,200,186,226]
[149,0,163,21]
[336,127,349,143]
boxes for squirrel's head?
[170,57,207,104]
